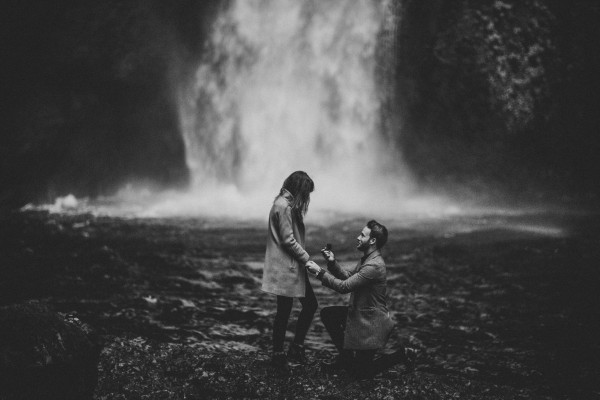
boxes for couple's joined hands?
[305,247,336,276]
[305,260,321,275]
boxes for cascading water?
[33,0,458,219]
[173,0,442,219]
[24,0,565,238]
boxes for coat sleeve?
[320,264,379,294]
[326,260,352,280]
[274,205,310,264]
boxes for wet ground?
[1,210,599,399]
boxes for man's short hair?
[367,220,388,249]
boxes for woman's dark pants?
[272,274,318,352]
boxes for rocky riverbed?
[1,210,599,399]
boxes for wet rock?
[0,302,102,400]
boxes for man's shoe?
[385,346,417,372]
[271,351,288,369]
[287,343,308,365]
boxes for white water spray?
[172,0,452,219]
[33,0,460,219]
[24,0,570,240]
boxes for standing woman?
[262,171,319,368]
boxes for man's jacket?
[320,250,394,349]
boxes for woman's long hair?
[280,171,314,218]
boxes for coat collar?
[281,188,294,203]
[361,248,381,264]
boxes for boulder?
[0,302,102,400]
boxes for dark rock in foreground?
[0,302,102,400]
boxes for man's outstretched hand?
[321,248,335,263]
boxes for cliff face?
[0,0,221,207]
[393,0,600,197]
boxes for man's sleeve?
[274,206,310,264]
[319,264,379,294]
[326,260,352,280]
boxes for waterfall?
[176,0,426,218]
[30,0,460,218]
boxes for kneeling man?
[307,220,415,378]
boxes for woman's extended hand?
[305,260,321,275]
